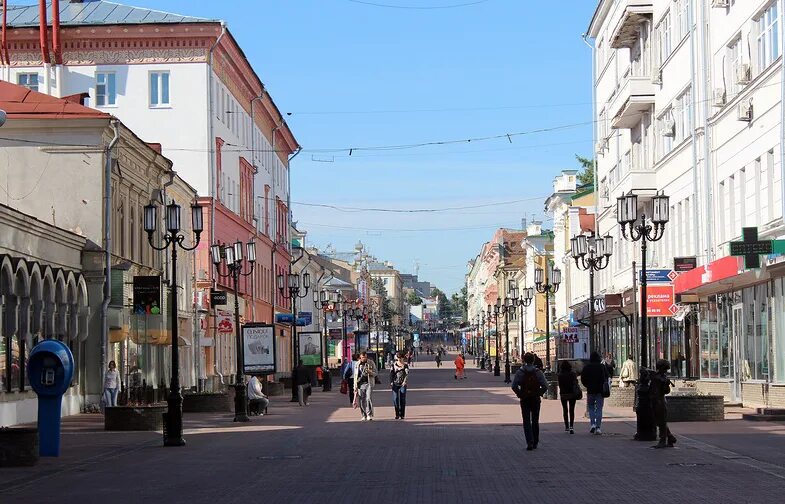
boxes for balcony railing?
[610,0,653,49]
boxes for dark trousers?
[560,398,576,428]
[654,400,675,443]
[519,397,541,446]
[347,382,355,405]
[392,385,407,418]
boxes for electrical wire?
[290,195,547,213]
[346,0,490,9]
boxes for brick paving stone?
[1,353,784,504]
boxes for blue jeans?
[103,387,118,407]
[519,397,541,446]
[587,393,604,428]
[392,385,407,418]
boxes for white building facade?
[588,0,785,407]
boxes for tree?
[451,287,468,321]
[406,290,423,306]
[575,154,595,186]
[431,288,452,320]
[371,277,395,321]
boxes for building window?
[727,36,742,96]
[17,73,39,91]
[95,72,116,106]
[676,87,692,142]
[675,0,689,42]
[149,71,170,107]
[657,11,672,64]
[756,1,780,73]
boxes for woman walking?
[558,360,581,434]
[103,360,120,408]
[454,353,466,380]
[390,352,409,420]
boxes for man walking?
[651,359,677,448]
[353,352,377,421]
[511,352,548,451]
[581,351,609,435]
[295,360,311,406]
[246,374,269,416]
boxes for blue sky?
[93,0,597,294]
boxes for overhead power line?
[346,0,490,9]
[290,196,547,213]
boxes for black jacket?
[558,370,578,396]
[580,362,608,395]
[294,366,311,386]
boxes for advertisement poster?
[133,276,161,315]
[216,309,234,334]
[327,340,338,357]
[645,285,677,317]
[243,323,275,374]
[298,331,322,366]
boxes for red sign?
[644,285,675,317]
[673,256,742,294]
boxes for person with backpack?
[390,351,409,420]
[651,359,677,448]
[581,351,610,435]
[558,360,581,434]
[511,352,548,451]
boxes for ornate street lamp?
[313,289,332,390]
[617,191,669,442]
[513,285,534,354]
[571,232,613,356]
[143,200,203,446]
[499,291,516,384]
[210,240,256,422]
[534,264,561,372]
[492,300,501,376]
[479,310,486,370]
[278,269,310,402]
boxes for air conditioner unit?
[737,99,753,122]
[660,117,676,137]
[595,137,608,153]
[735,63,751,85]
[712,88,726,107]
[711,0,729,7]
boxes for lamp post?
[491,301,501,376]
[277,269,311,402]
[499,294,515,384]
[479,311,486,370]
[210,240,256,422]
[313,289,332,390]
[513,285,534,355]
[571,232,613,356]
[617,191,669,442]
[534,264,561,371]
[143,200,203,446]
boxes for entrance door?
[731,304,744,402]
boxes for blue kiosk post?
[28,340,75,457]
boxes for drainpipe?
[701,0,713,261]
[689,0,702,258]
[2,0,8,66]
[38,0,49,64]
[780,0,785,232]
[581,33,598,235]
[270,120,282,324]
[52,0,61,65]
[206,21,226,377]
[101,119,120,384]
[249,91,264,322]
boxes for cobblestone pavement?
[2,353,785,504]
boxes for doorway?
[731,304,744,403]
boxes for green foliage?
[575,154,595,186]
[406,291,423,306]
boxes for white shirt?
[247,376,266,400]
[104,369,119,389]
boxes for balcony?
[610,0,653,49]
[609,71,655,129]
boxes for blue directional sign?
[275,313,294,324]
[640,269,677,283]
[297,312,313,326]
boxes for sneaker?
[595,428,602,435]
[395,415,400,420]
[590,425,596,434]
[361,416,368,421]
[368,416,374,421]
[526,444,533,451]
[569,428,574,434]
[564,426,570,432]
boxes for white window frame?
[756,1,781,73]
[657,11,672,65]
[95,71,117,107]
[17,72,39,91]
[149,71,171,108]
[727,36,742,96]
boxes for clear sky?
[82,0,598,294]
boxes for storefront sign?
[216,309,234,333]
[674,257,697,272]
[644,285,677,317]
[561,327,587,343]
[640,269,678,283]
[674,256,742,294]
[243,323,275,374]
[133,276,161,315]
[210,290,227,306]
[328,328,343,339]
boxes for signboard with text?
[674,257,697,272]
[640,269,678,283]
[644,285,677,317]
[242,323,276,374]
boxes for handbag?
[602,380,611,398]
[352,393,359,409]
[573,378,583,401]
[340,379,348,395]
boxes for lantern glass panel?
[277,273,284,290]
[191,204,203,233]
[552,267,562,286]
[246,241,257,263]
[210,244,222,266]
[165,202,181,233]
[604,234,614,256]
[224,245,236,265]
[534,267,543,285]
[233,241,243,263]
[143,204,157,232]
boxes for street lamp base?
[504,362,511,384]
[480,360,486,370]
[493,363,500,376]
[164,436,186,447]
[164,390,184,447]
[233,383,250,423]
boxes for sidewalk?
[1,356,784,503]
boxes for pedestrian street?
[2,353,784,504]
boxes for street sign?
[297,312,312,326]
[674,257,697,272]
[210,290,227,306]
[644,285,675,317]
[276,313,294,324]
[730,227,772,269]
[640,269,676,283]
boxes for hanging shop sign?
[729,227,776,269]
[216,308,234,334]
[133,276,161,315]
[210,290,227,306]
[674,257,697,272]
[644,285,677,317]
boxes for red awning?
[674,256,744,295]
